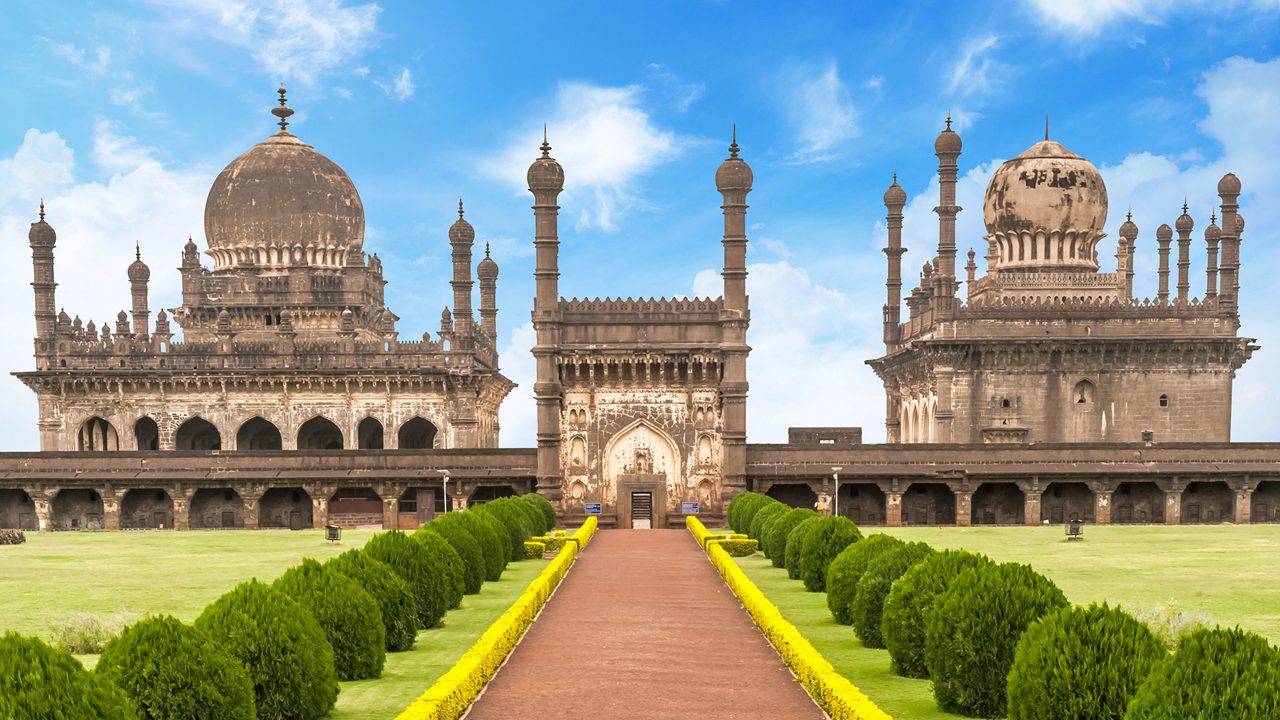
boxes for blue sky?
[1,0,1279,449]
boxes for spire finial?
[945,112,952,131]
[1045,113,1049,141]
[1126,205,1132,222]
[1182,196,1189,215]
[485,241,491,258]
[892,169,898,184]
[271,85,294,131]
[729,123,739,158]
[458,196,464,219]
[540,123,551,157]
[135,240,141,261]
[38,198,45,222]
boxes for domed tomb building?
[868,120,1257,447]
[17,89,513,459]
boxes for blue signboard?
[682,502,701,515]
[584,503,603,515]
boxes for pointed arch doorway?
[604,419,679,530]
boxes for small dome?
[449,218,474,244]
[934,119,962,156]
[1119,212,1138,240]
[29,220,56,248]
[1205,219,1221,240]
[883,176,907,206]
[441,307,452,322]
[1218,173,1241,195]
[1156,223,1173,240]
[715,131,753,194]
[477,244,499,281]
[1175,208,1194,234]
[128,257,150,283]
[527,135,565,193]
[1236,214,1245,235]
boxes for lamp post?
[439,469,451,514]
[832,466,844,518]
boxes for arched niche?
[236,417,282,451]
[603,419,680,508]
[298,416,343,450]
[78,416,119,452]
[134,417,159,451]
[175,417,221,451]
[358,417,384,449]
[398,417,438,450]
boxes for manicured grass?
[0,529,377,640]
[331,558,548,719]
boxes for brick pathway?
[466,529,823,719]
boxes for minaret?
[477,243,499,341]
[1217,173,1241,313]
[128,242,151,337]
[29,201,58,363]
[1205,210,1220,299]
[449,199,475,331]
[528,127,566,505]
[882,174,907,349]
[1116,208,1135,295]
[1156,224,1172,304]
[715,126,753,500]
[932,115,963,311]
[1175,201,1193,304]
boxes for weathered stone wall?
[0,490,38,530]
[190,489,244,529]
[120,489,173,529]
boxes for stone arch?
[259,487,312,529]
[0,489,37,530]
[52,489,103,530]
[1252,481,1280,523]
[298,416,344,450]
[175,417,221,451]
[603,418,681,505]
[398,417,439,450]
[765,483,818,509]
[328,487,384,527]
[971,482,1024,524]
[121,489,173,529]
[1114,482,1163,523]
[78,416,119,451]
[696,434,714,466]
[568,436,587,468]
[469,485,518,505]
[1073,379,1095,405]
[236,417,282,451]
[358,417,385,449]
[134,417,159,451]
[902,483,956,525]
[190,488,244,529]
[1040,482,1094,524]
[836,483,886,524]
[1181,481,1233,524]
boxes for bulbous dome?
[1156,223,1173,241]
[1218,173,1241,195]
[716,132,753,194]
[983,138,1108,272]
[527,137,565,193]
[204,108,364,271]
[29,220,55,247]
[883,176,907,206]
[934,122,962,156]
[128,257,150,282]
[1205,219,1221,241]
[477,245,499,281]
[1119,213,1138,240]
[1175,209,1194,234]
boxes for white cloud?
[91,120,156,174]
[780,62,858,164]
[497,321,537,445]
[0,129,210,450]
[947,35,1003,98]
[1025,0,1280,34]
[484,82,679,231]
[48,41,112,74]
[158,0,381,85]
[375,67,413,101]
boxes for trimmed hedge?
[396,517,598,720]
[465,510,511,580]
[194,580,338,720]
[326,549,420,652]
[924,562,1068,718]
[363,530,451,629]
[799,516,863,592]
[850,541,935,648]
[96,615,256,720]
[523,541,546,559]
[737,494,779,536]
[1124,627,1280,720]
[763,507,817,567]
[726,491,762,533]
[273,558,386,681]
[882,549,995,679]
[748,501,787,542]
[1007,603,1165,720]
[420,520,486,595]
[785,516,821,580]
[0,632,135,720]
[414,529,466,610]
[709,538,759,556]
[521,492,558,533]
[826,534,906,625]
[476,498,535,561]
[513,495,549,536]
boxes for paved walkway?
[466,529,823,719]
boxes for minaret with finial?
[478,242,500,341]
[449,197,476,331]
[933,114,963,312]
[716,124,753,498]
[272,85,294,132]
[29,200,58,364]
[128,241,151,337]
[882,172,907,350]
[1205,209,1220,299]
[1217,173,1242,314]
[528,124,566,504]
[1156,222,1172,304]
[1176,199,1194,304]
[1119,208,1138,298]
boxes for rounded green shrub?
[418,519,485,595]
[0,632,135,720]
[726,491,761,533]
[736,494,777,536]
[362,530,450,628]
[414,528,465,610]
[512,495,548,535]
[924,562,1068,718]
[194,580,338,720]
[459,509,508,580]
[784,516,821,580]
[748,500,787,542]
[1006,603,1165,720]
[96,615,255,720]
[326,549,419,652]
[883,549,995,679]
[799,516,863,592]
[826,534,906,625]
[272,559,385,681]
[850,541,935,648]
[521,492,558,532]
[763,507,817,567]
[1124,627,1280,720]
[477,498,535,561]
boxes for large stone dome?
[204,129,364,271]
[983,138,1108,272]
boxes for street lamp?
[832,466,844,518]
[438,469,451,514]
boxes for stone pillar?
[1164,490,1182,525]
[954,489,973,527]
[241,489,262,530]
[383,495,400,529]
[310,493,329,529]
[32,495,52,531]
[102,488,123,531]
[172,487,192,531]
[1022,488,1043,526]
[1094,489,1113,525]
[885,491,903,527]
[1235,484,1254,524]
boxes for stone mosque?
[2,90,1277,533]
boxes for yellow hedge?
[687,515,893,720]
[523,541,546,559]
[396,515,598,720]
[530,535,568,552]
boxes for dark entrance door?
[631,492,652,529]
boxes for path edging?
[687,515,894,720]
[395,517,599,720]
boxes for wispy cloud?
[1024,0,1280,35]
[484,82,679,231]
[375,67,413,101]
[47,41,112,74]
[91,120,157,174]
[780,61,858,164]
[947,35,1002,97]
[645,63,705,113]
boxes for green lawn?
[332,559,547,719]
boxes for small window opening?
[1159,394,1169,408]
[1001,398,1011,409]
